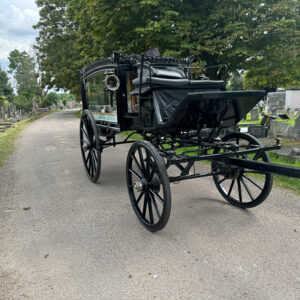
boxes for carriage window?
[85,70,118,123]
[126,69,139,113]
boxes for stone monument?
[32,96,39,113]
[250,108,259,121]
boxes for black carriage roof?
[80,52,193,79]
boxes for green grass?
[75,109,81,118]
[238,112,297,126]
[280,118,296,126]
[268,152,300,195]
[0,111,56,167]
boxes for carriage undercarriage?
[79,53,300,232]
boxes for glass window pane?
[86,71,118,123]
[126,70,139,113]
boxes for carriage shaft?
[221,158,300,179]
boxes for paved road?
[0,110,299,300]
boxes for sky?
[0,0,39,71]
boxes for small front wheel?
[126,141,171,232]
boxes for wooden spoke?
[241,177,254,201]
[148,188,164,205]
[142,194,148,218]
[147,193,154,224]
[81,127,90,142]
[129,168,142,180]
[218,177,226,185]
[149,193,161,219]
[237,178,242,203]
[138,147,146,173]
[253,151,262,161]
[148,164,157,181]
[242,174,263,191]
[136,191,145,205]
[145,151,150,178]
[228,180,235,197]
[131,154,143,176]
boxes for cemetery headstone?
[270,121,291,137]
[248,126,268,138]
[290,148,300,156]
[251,108,259,121]
[32,97,38,113]
[267,91,286,114]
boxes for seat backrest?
[132,62,187,86]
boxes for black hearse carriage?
[79,52,300,232]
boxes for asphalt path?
[0,110,299,299]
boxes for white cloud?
[0,0,39,70]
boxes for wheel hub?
[217,163,241,179]
[134,180,144,192]
[82,140,91,150]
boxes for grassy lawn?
[238,112,298,126]
[268,152,300,195]
[75,109,81,118]
[0,111,56,167]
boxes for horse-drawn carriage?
[79,52,300,231]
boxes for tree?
[33,0,81,96]
[12,95,33,111]
[0,66,13,102]
[8,50,46,111]
[42,92,59,107]
[34,0,300,91]
[8,50,37,98]
[227,73,244,91]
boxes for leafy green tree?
[35,0,300,91]
[0,95,5,107]
[8,50,46,111]
[227,73,244,91]
[57,93,74,105]
[12,95,33,111]
[8,50,37,98]
[33,0,81,96]
[0,66,13,102]
[41,92,59,107]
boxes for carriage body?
[80,53,265,136]
[79,53,300,232]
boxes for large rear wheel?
[80,110,101,182]
[212,132,273,208]
[126,141,171,232]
